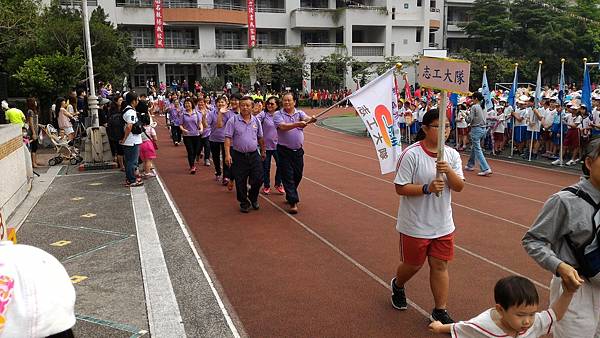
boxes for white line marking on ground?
[305,141,545,204]
[156,175,242,338]
[57,170,121,176]
[302,176,550,291]
[259,194,432,319]
[306,153,533,230]
[131,186,186,337]
[312,124,580,178]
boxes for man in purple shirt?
[273,93,316,214]
[224,96,266,213]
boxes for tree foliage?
[274,49,307,90]
[312,53,352,89]
[14,51,85,97]
[462,0,600,85]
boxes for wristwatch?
[422,184,431,195]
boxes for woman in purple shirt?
[169,98,182,146]
[195,95,213,166]
[209,96,234,183]
[180,98,205,174]
[258,96,283,195]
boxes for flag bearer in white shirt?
[390,109,465,326]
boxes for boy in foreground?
[429,275,575,337]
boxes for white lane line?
[305,153,536,230]
[305,141,545,204]
[131,186,187,337]
[258,194,432,319]
[302,176,550,291]
[156,175,242,338]
[311,125,579,177]
[57,170,121,176]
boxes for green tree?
[375,56,404,75]
[252,58,272,85]
[0,0,40,72]
[274,49,307,90]
[228,64,251,85]
[461,0,513,52]
[312,53,352,89]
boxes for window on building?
[301,30,330,44]
[430,0,435,9]
[391,43,395,56]
[416,28,421,42]
[416,0,421,7]
[404,3,408,9]
[216,30,243,49]
[60,0,98,6]
[257,0,285,12]
[164,28,197,48]
[214,0,245,10]
[391,7,395,20]
[300,0,328,8]
[116,0,152,7]
[128,27,154,48]
[257,30,286,46]
[133,64,158,88]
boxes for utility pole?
[81,0,99,128]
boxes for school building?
[55,0,473,91]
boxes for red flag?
[403,74,412,102]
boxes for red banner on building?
[247,0,256,47]
[154,0,165,48]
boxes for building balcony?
[134,46,252,63]
[351,42,384,61]
[290,9,341,29]
[164,7,247,25]
[343,7,388,26]
[429,19,441,31]
[303,43,347,61]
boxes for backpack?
[561,186,600,285]
[123,107,143,135]
[108,112,126,141]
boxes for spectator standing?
[465,92,492,176]
[120,92,143,187]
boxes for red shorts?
[458,127,470,136]
[400,232,454,266]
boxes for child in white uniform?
[429,275,575,337]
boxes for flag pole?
[529,60,542,162]
[510,63,518,158]
[559,58,565,166]
[314,97,349,120]
[484,66,496,156]
[436,90,448,197]
[394,63,404,143]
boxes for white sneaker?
[204,160,211,167]
[477,169,493,176]
[551,159,562,165]
[464,165,474,171]
[566,160,575,166]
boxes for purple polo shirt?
[224,114,263,153]
[197,107,212,138]
[169,106,182,126]
[209,109,235,142]
[181,111,202,136]
[257,111,278,150]
[273,108,307,150]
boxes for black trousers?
[277,145,304,204]
[200,136,211,160]
[210,141,231,178]
[183,136,201,168]
[171,124,182,143]
[231,149,263,207]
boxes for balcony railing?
[429,7,440,12]
[216,43,248,50]
[60,0,98,5]
[352,45,384,56]
[132,41,199,49]
[305,42,343,47]
[428,42,439,48]
[117,0,241,8]
[256,6,286,12]
[448,20,469,26]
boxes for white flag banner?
[348,67,402,175]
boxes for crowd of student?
[397,85,600,168]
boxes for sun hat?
[0,242,76,337]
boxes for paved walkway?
[11,164,240,337]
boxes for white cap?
[0,242,75,336]
[517,95,530,103]
[1,101,7,110]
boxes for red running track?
[154,109,579,338]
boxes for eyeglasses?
[267,102,276,105]
[429,124,451,129]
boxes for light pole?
[81,0,99,128]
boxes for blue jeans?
[123,144,140,183]
[263,149,282,188]
[467,126,490,172]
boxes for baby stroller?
[38,124,83,166]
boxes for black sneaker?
[240,205,250,213]
[251,201,260,210]
[390,278,407,310]
[430,308,454,324]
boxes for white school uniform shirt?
[514,108,527,127]
[543,108,556,129]
[581,116,592,136]
[394,142,464,239]
[456,110,468,129]
[592,108,600,127]
[416,107,426,122]
[567,114,582,129]
[398,107,406,124]
[450,308,556,338]
[491,111,507,133]
[526,107,541,132]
